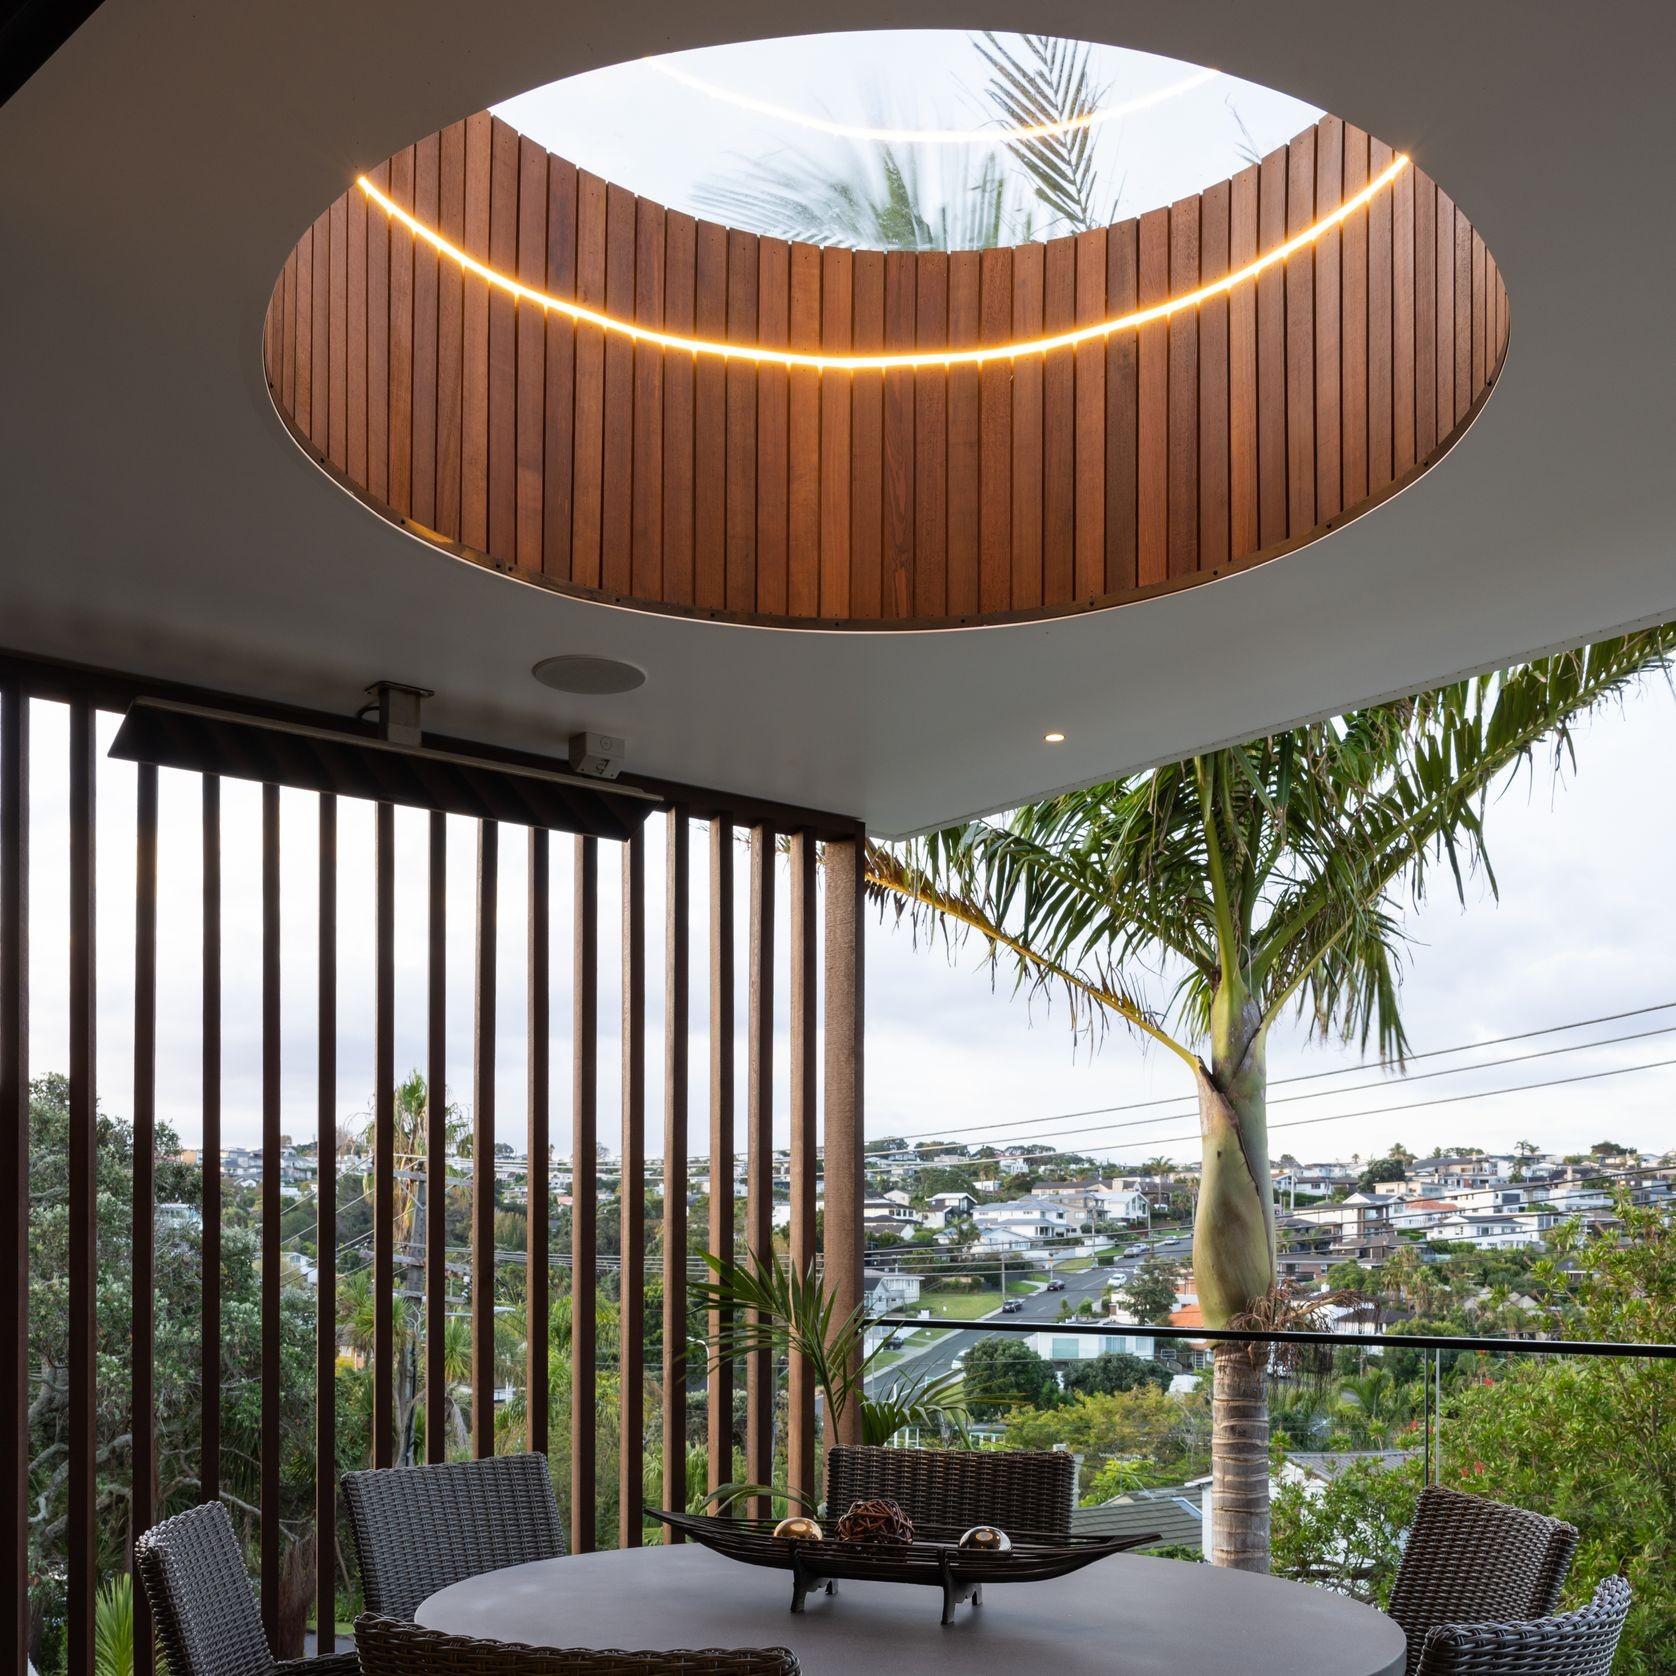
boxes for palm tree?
[867,630,1675,1569]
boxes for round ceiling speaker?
[532,655,647,695]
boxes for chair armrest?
[275,1653,360,1676]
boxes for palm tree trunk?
[1193,980,1276,1572]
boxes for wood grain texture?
[268,116,1504,627]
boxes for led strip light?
[644,59,1220,145]
[356,151,1409,373]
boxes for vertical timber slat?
[619,829,647,1545]
[661,812,690,1540]
[706,821,734,1497]
[373,802,396,1467]
[131,765,157,1676]
[527,830,551,1459]
[316,796,338,1639]
[260,784,281,1642]
[571,837,600,1548]
[822,835,864,1446]
[745,827,775,1512]
[0,688,25,1672]
[473,823,499,1459]
[786,833,818,1494]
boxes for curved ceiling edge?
[262,111,1508,631]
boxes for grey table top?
[417,1542,1407,1676]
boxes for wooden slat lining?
[786,242,821,618]
[472,821,498,1459]
[571,836,600,1549]
[0,688,26,1674]
[1454,203,1472,427]
[1011,243,1044,610]
[744,826,775,1513]
[913,253,948,616]
[131,764,157,1676]
[693,222,727,610]
[820,249,854,617]
[661,213,697,607]
[373,801,396,1467]
[282,117,1500,623]
[67,702,95,1676]
[1041,238,1075,604]
[387,150,415,517]
[602,185,637,591]
[1313,116,1343,526]
[785,832,818,1498]
[1285,126,1317,538]
[945,251,979,615]
[328,195,349,476]
[311,209,330,453]
[851,251,885,619]
[1105,222,1139,590]
[436,123,466,541]
[516,138,549,569]
[1386,141,1411,481]
[706,820,734,1496]
[882,251,915,618]
[542,156,577,578]
[487,119,520,564]
[527,828,550,1459]
[199,777,221,1505]
[632,201,669,600]
[1167,196,1200,577]
[461,116,491,550]
[820,837,864,1446]
[1413,167,1437,461]
[1197,181,1230,570]
[315,797,338,1630]
[411,135,440,529]
[661,811,690,1542]
[1256,147,1286,550]
[259,783,280,1641]
[1073,228,1107,599]
[571,172,608,586]
[619,827,647,1545]
[1135,210,1169,587]
[1438,179,1458,454]
[1226,165,1258,566]
[366,163,391,505]
[1340,127,1369,510]
[726,228,760,612]
[755,238,789,617]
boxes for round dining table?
[417,1543,1407,1675]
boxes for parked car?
[1045,1279,1066,1292]
[999,1298,1023,1313]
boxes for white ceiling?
[2,3,1672,837]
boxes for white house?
[863,1269,923,1315]
[972,1197,1073,1239]
[1027,1327,1157,1361]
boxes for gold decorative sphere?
[957,1525,1012,1553]
[773,1515,824,1542]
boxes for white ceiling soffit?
[1,3,1672,838]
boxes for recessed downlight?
[1044,731,1066,744]
[532,655,647,695]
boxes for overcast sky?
[19,667,1674,1168]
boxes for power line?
[852,1002,1676,1154]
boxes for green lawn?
[925,1290,1005,1319]
[1054,1248,1116,1273]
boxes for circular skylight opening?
[495,31,1323,250]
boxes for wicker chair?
[1388,1486,1581,1676]
[354,1614,800,1675]
[342,1453,567,1623]
[1412,1574,1631,1676]
[134,1500,358,1676]
[822,1444,1074,1538]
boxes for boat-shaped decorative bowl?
[649,1509,1161,1623]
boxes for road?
[865,1231,1193,1395]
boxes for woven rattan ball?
[836,1497,915,1545]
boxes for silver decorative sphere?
[773,1515,824,1541]
[957,1524,1011,1553]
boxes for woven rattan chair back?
[134,1501,278,1676]
[342,1453,567,1622]
[354,1613,801,1675]
[1412,1574,1631,1676]
[1389,1486,1581,1676]
[823,1445,1074,1538]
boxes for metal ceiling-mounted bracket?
[364,680,433,747]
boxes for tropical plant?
[92,1573,139,1676]
[867,628,1676,1569]
[690,1251,970,1506]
